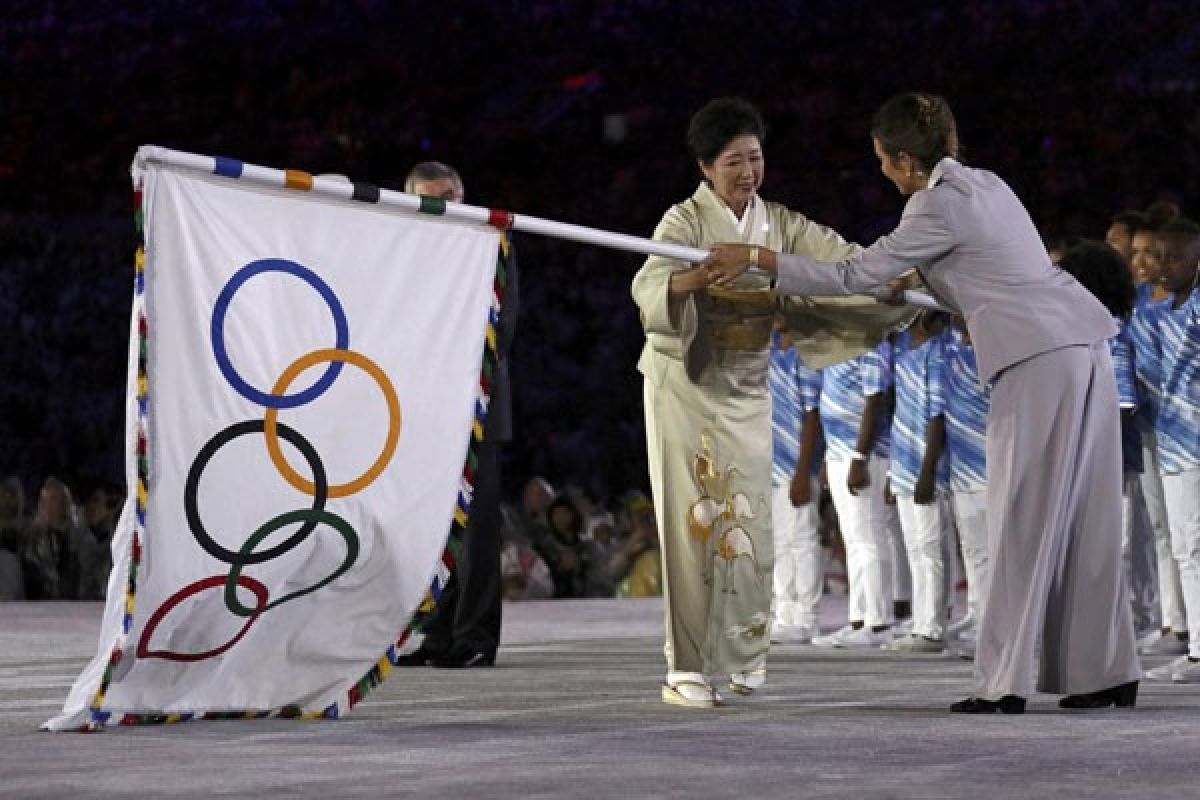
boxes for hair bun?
[915,95,937,129]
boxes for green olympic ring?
[223,508,360,618]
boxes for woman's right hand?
[847,459,870,495]
[668,264,717,297]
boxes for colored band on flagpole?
[487,209,513,230]
[418,196,447,215]
[213,156,244,179]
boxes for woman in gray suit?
[703,92,1141,714]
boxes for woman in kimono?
[703,92,1141,713]
[632,97,914,707]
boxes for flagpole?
[135,146,945,310]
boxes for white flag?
[47,150,499,729]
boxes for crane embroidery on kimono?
[685,432,765,595]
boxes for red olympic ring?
[137,575,269,663]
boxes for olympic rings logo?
[137,259,401,663]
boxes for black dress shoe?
[393,646,440,667]
[1058,680,1138,709]
[950,695,1026,714]
[431,648,496,668]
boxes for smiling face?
[699,134,763,215]
[873,137,924,196]
[1130,230,1163,285]
[1158,233,1200,294]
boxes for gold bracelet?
[749,246,760,266]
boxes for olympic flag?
[46,150,503,730]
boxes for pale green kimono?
[632,182,914,678]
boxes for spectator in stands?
[19,477,102,600]
[0,476,26,600]
[581,511,622,597]
[533,495,586,598]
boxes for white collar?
[728,194,770,244]
[927,157,957,189]
[723,193,755,234]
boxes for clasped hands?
[703,243,767,286]
[693,244,915,305]
[669,244,766,297]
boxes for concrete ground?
[2,596,1198,799]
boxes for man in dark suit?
[398,162,518,668]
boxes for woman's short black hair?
[871,92,960,171]
[686,97,766,165]
[1057,239,1136,319]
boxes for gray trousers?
[975,343,1140,699]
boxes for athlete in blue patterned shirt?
[885,314,954,652]
[1147,219,1200,683]
[768,327,824,643]
[813,342,895,648]
[1129,221,1188,655]
[943,323,990,645]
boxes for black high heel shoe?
[1058,680,1138,709]
[950,695,1026,714]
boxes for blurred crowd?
[1,1,1197,601]
[0,474,120,601]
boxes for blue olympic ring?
[211,258,350,408]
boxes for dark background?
[2,0,1198,505]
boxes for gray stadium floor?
[2,596,1198,799]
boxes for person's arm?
[1112,327,1138,413]
[915,334,948,505]
[790,409,821,506]
[705,191,956,296]
[914,415,946,505]
[847,393,885,495]
[631,205,710,334]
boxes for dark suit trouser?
[422,435,503,656]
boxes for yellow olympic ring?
[263,348,401,498]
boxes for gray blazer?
[775,159,1116,383]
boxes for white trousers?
[897,495,954,639]
[1121,472,1161,634]
[771,480,823,628]
[951,489,989,618]
[1142,432,1186,632]
[886,501,912,604]
[827,455,893,627]
[1163,469,1200,658]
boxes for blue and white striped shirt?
[1109,317,1138,410]
[1156,288,1200,474]
[944,329,990,492]
[769,334,823,486]
[819,342,892,461]
[889,330,950,496]
[1129,283,1169,428]
[1108,317,1143,473]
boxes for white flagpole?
[135,146,946,311]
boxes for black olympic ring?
[184,419,328,565]
[223,508,360,617]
